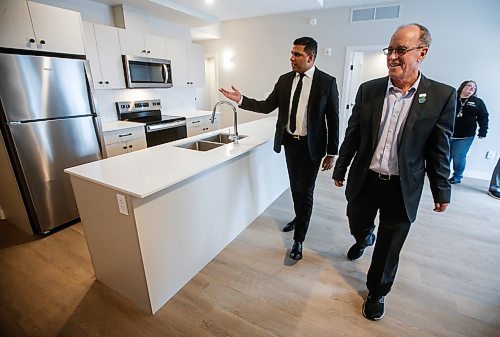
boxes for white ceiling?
[89,0,392,27]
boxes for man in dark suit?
[219,37,339,261]
[333,24,455,320]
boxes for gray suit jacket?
[332,75,456,222]
[240,67,339,161]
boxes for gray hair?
[399,23,432,47]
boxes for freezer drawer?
[8,116,101,233]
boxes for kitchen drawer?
[105,137,147,157]
[103,126,145,145]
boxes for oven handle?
[146,121,186,132]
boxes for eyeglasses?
[383,45,424,56]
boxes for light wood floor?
[1,171,499,337]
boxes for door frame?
[340,45,386,141]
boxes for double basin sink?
[175,133,247,151]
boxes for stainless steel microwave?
[122,55,173,88]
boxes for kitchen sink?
[175,140,224,151]
[175,133,248,152]
[200,133,247,144]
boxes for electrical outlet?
[116,194,129,215]
[486,151,496,159]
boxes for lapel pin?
[418,93,427,103]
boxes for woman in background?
[449,80,489,184]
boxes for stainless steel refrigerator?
[0,52,103,235]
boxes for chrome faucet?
[211,100,239,141]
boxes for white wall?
[200,0,500,179]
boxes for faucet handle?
[228,132,239,142]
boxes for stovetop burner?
[116,99,185,125]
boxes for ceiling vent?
[351,5,400,22]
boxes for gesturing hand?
[219,85,242,103]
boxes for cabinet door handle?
[98,81,103,84]
[39,39,46,45]
[118,133,132,137]
[123,146,127,149]
[191,120,201,124]
[142,49,146,53]
[105,81,109,84]
[147,50,151,54]
[129,145,133,148]
[29,38,35,44]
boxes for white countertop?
[65,117,277,198]
[101,121,145,132]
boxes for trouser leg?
[283,137,321,242]
[450,137,474,180]
[365,178,411,296]
[346,176,378,246]
[489,158,500,191]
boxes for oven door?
[145,121,187,147]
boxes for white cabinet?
[165,38,189,88]
[187,43,206,87]
[186,113,220,137]
[0,0,34,50]
[165,40,205,88]
[103,127,147,157]
[83,22,125,90]
[118,29,166,59]
[0,0,85,54]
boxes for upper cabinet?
[0,0,33,50]
[118,29,166,59]
[187,43,206,87]
[165,38,189,88]
[0,0,85,54]
[165,39,205,88]
[83,22,125,90]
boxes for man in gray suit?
[333,23,455,320]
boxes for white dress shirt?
[369,75,421,175]
[287,66,315,136]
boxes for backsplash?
[94,87,197,121]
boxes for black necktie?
[290,73,305,133]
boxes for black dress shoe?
[362,293,385,320]
[289,241,302,260]
[347,233,375,260]
[282,220,295,232]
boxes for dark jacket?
[452,96,489,138]
[239,67,339,161]
[332,75,456,222]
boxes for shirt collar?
[298,65,315,79]
[387,72,421,97]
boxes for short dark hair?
[457,80,478,97]
[293,37,318,59]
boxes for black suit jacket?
[239,67,339,161]
[332,75,456,222]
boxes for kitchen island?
[65,116,288,314]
